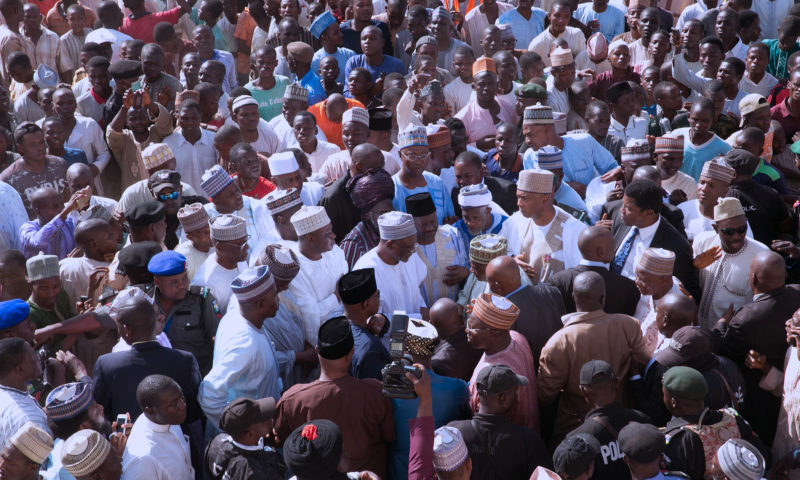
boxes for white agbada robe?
[693,232,769,329]
[174,241,214,282]
[198,309,282,428]
[678,199,754,243]
[505,209,586,275]
[190,254,248,315]
[354,248,427,316]
[121,415,194,479]
[287,245,348,346]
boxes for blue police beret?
[0,299,30,330]
[147,251,187,277]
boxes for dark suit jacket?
[610,211,701,301]
[507,284,565,372]
[92,341,202,424]
[451,175,518,218]
[319,171,361,244]
[711,285,800,442]
[603,199,687,238]
[547,264,641,316]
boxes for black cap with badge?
[476,364,528,396]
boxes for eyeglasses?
[217,236,250,249]
[465,325,495,334]
[719,225,747,236]
[402,152,430,161]
[157,191,179,201]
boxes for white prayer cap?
[61,430,111,477]
[518,169,554,194]
[231,95,259,114]
[209,214,247,241]
[458,183,492,208]
[716,439,765,480]
[291,205,331,236]
[342,107,370,127]
[268,151,300,176]
[377,211,417,240]
[10,422,53,465]
[550,47,574,67]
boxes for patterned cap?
[717,439,765,480]
[420,80,444,98]
[472,56,496,76]
[284,83,308,102]
[637,248,675,276]
[426,124,451,148]
[701,158,736,184]
[471,293,519,330]
[257,245,301,283]
[268,151,300,176]
[27,251,59,281]
[415,35,437,49]
[342,107,370,127]
[458,183,492,208]
[523,103,553,125]
[265,188,303,215]
[469,234,507,264]
[433,426,469,472]
[177,203,209,233]
[621,138,651,163]
[34,65,59,89]
[586,32,608,58]
[291,205,331,236]
[534,145,563,170]
[62,430,111,477]
[431,6,452,21]
[310,11,337,39]
[406,318,438,356]
[231,266,276,302]
[141,143,174,170]
[518,168,554,194]
[201,165,234,198]
[378,211,417,240]
[654,135,684,154]
[550,47,574,67]
[398,125,428,150]
[209,214,247,241]
[714,197,745,222]
[231,95,258,113]
[10,422,53,465]
[45,382,94,420]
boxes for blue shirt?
[496,7,547,49]
[523,133,619,185]
[573,3,626,42]
[62,147,88,166]
[554,182,589,217]
[675,130,732,181]
[312,47,357,84]
[389,369,470,480]
[454,212,508,253]
[298,69,327,106]
[343,54,406,97]
[348,323,391,381]
[392,171,456,224]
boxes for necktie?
[611,227,638,274]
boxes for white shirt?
[204,194,277,258]
[286,245,348,345]
[174,240,214,282]
[528,26,586,67]
[354,248,428,316]
[575,50,611,76]
[545,75,569,114]
[0,385,49,452]
[85,28,133,62]
[0,181,28,250]
[662,171,697,201]
[198,309,282,427]
[66,115,111,173]
[752,0,793,40]
[608,114,649,144]
[305,140,342,174]
[444,77,473,116]
[268,114,328,150]
[190,253,247,314]
[121,415,194,480]
[675,0,718,32]
[678,198,755,242]
[59,256,110,307]
[585,177,616,223]
[164,128,218,194]
[615,217,661,281]
[68,195,118,225]
[248,119,280,155]
[741,71,779,98]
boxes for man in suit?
[92,294,202,425]
[604,179,700,300]
[485,255,565,372]
[548,225,640,315]
[712,250,800,443]
[450,151,517,217]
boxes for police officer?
[618,422,689,480]
[147,250,221,375]
[566,360,651,480]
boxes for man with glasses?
[191,214,249,315]
[693,197,769,329]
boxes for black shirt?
[340,19,393,56]
[727,180,790,245]
[204,434,284,480]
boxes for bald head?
[350,144,385,175]
[632,165,661,186]
[485,256,521,296]
[326,94,348,122]
[66,162,93,193]
[656,292,697,337]
[750,251,786,293]
[577,226,615,263]
[573,271,605,312]
[429,298,463,337]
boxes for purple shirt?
[20,216,76,259]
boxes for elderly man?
[694,197,769,329]
[633,248,682,356]
[340,169,395,269]
[199,266,282,429]
[429,298,482,382]
[190,215,249,314]
[512,168,586,284]
[454,58,516,151]
[286,206,347,346]
[454,184,509,252]
[678,159,740,242]
[545,48,576,115]
[0,421,53,480]
[407,192,469,306]
[354,211,428,318]
[466,293,538,431]
[538,270,650,445]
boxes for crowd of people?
[4,0,800,478]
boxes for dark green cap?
[662,366,708,400]
[516,83,546,99]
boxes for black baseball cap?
[618,422,665,463]
[476,364,528,396]
[579,360,617,386]
[553,433,601,479]
[149,170,181,194]
[218,397,277,436]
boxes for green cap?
[516,83,546,99]
[791,139,800,155]
[663,366,708,400]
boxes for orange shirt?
[234,9,257,75]
[45,1,97,36]
[308,98,365,150]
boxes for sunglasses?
[719,225,747,236]
[157,191,179,201]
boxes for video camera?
[381,313,422,400]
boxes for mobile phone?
[115,414,127,433]
[132,92,143,109]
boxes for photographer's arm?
[406,367,436,480]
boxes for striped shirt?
[21,25,61,73]
[58,28,90,72]
[0,385,49,450]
